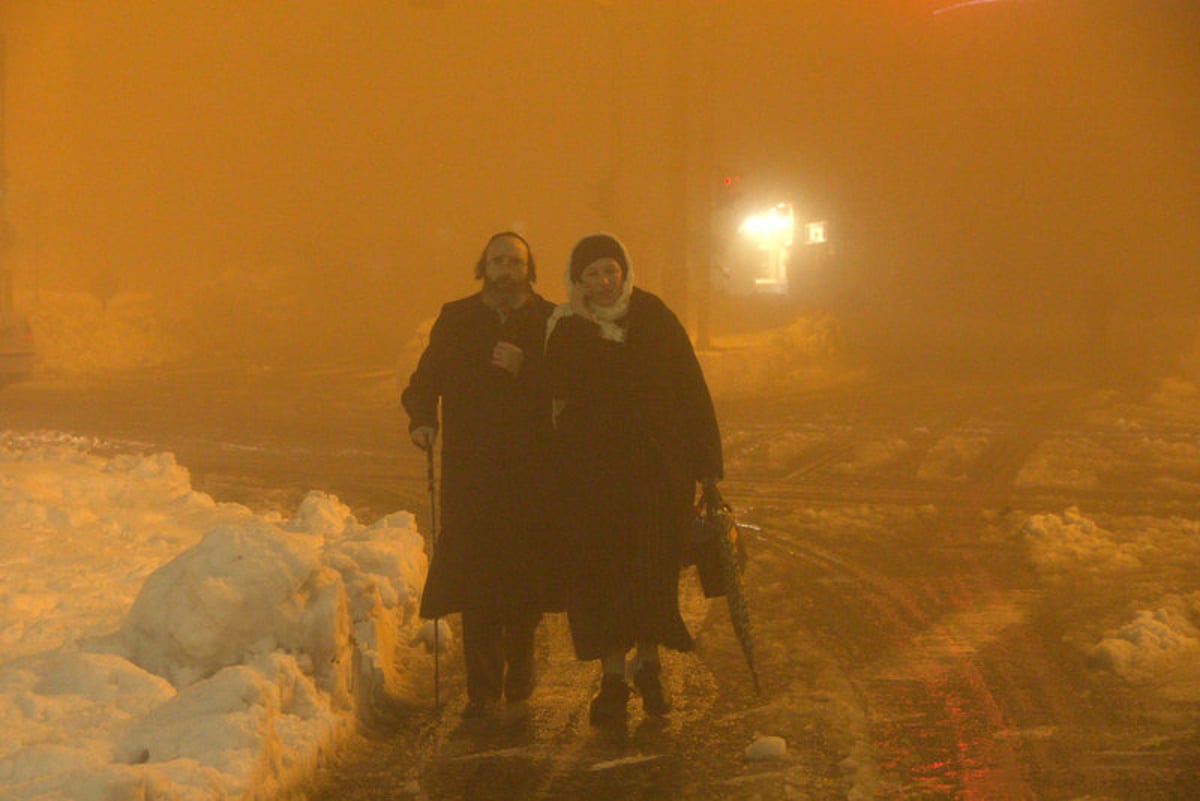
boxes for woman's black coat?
[545,287,723,659]
[402,292,561,619]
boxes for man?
[402,231,558,717]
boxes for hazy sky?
[2,0,1197,361]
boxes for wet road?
[2,365,1198,799]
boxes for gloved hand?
[411,426,437,451]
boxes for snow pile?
[113,494,424,697]
[744,735,788,761]
[1089,594,1200,682]
[1022,507,1200,690]
[0,432,251,661]
[1020,507,1145,575]
[0,435,428,800]
[1014,437,1104,490]
[916,432,992,481]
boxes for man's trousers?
[461,607,541,704]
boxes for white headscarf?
[545,233,634,345]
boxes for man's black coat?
[402,291,561,618]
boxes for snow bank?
[1020,507,1145,575]
[1022,506,1200,692]
[0,435,428,800]
[1088,594,1200,682]
[916,432,992,481]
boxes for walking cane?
[425,445,441,710]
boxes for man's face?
[482,236,531,292]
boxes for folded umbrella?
[692,482,760,695]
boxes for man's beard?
[483,276,531,302]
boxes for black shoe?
[505,683,534,703]
[588,674,630,727]
[462,698,501,719]
[633,661,671,716]
[505,671,536,703]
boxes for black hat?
[569,234,629,283]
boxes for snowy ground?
[4,376,1200,799]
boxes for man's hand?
[491,341,525,375]
[411,426,437,451]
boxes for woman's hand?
[568,281,593,321]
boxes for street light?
[740,203,794,295]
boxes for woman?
[545,233,723,726]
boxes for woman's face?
[578,257,624,307]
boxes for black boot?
[503,612,539,703]
[588,674,630,727]
[504,638,536,702]
[505,671,535,703]
[633,660,671,716]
